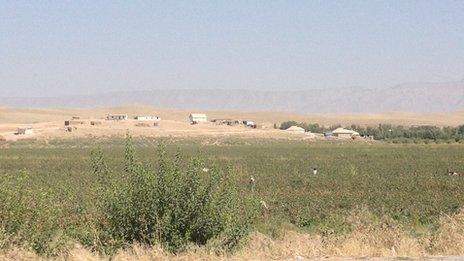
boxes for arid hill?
[1,81,464,113]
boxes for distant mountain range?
[1,81,464,113]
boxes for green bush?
[96,134,256,253]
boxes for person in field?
[249,176,256,192]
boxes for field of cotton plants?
[1,137,464,259]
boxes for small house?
[243,120,257,128]
[17,127,33,135]
[332,128,360,139]
[189,113,207,124]
[286,126,305,134]
[107,114,128,121]
[135,116,160,121]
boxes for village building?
[332,127,360,139]
[285,126,306,134]
[135,116,160,121]
[17,127,33,135]
[189,113,207,124]
[107,114,128,121]
[243,120,257,128]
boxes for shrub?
[95,134,256,253]
[279,121,301,130]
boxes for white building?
[135,116,160,121]
[286,126,305,134]
[189,113,207,124]
[243,120,257,128]
[107,114,128,120]
[332,128,360,139]
[17,127,33,135]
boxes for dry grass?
[429,211,464,255]
[3,209,464,260]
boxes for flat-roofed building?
[135,116,160,121]
[332,128,360,139]
[189,113,207,124]
[17,127,33,135]
[107,114,128,120]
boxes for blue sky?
[1,1,463,97]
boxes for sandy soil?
[0,105,463,141]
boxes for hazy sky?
[1,1,463,97]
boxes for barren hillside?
[1,81,464,113]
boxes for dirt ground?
[0,105,463,142]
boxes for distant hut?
[243,120,257,128]
[189,113,207,124]
[107,114,128,121]
[135,116,160,121]
[17,127,33,135]
[286,126,305,134]
[332,128,360,139]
